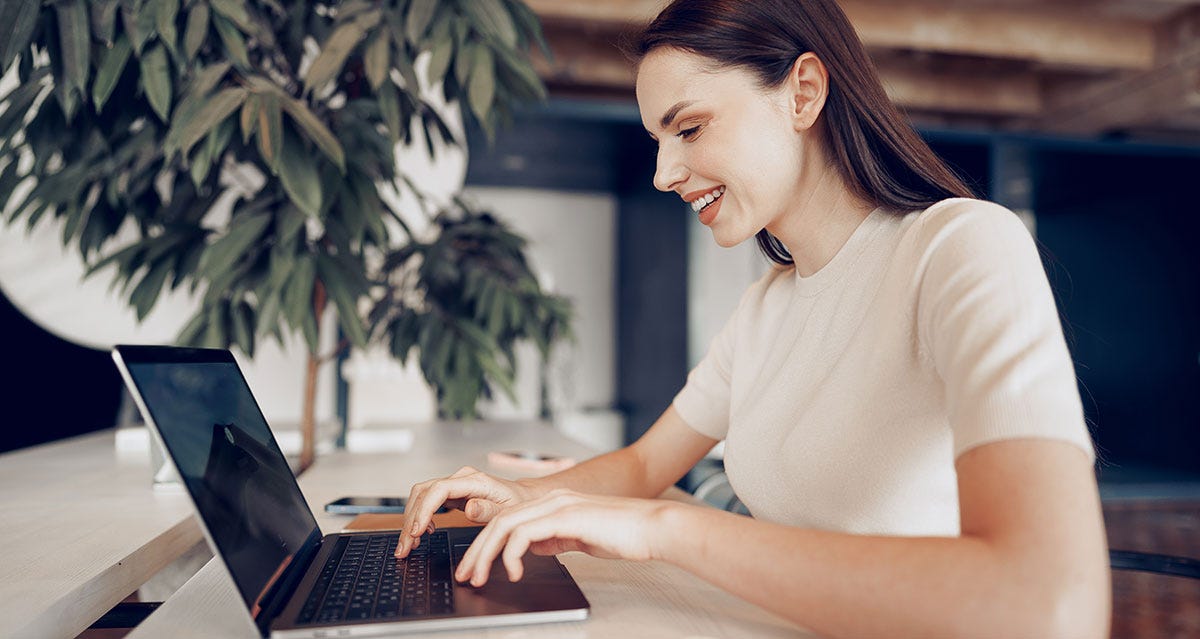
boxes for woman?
[394,1,1111,636]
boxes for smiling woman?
[392,2,1111,637]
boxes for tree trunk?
[299,280,327,473]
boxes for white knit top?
[673,198,1094,537]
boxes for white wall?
[687,213,768,368]
[467,186,618,416]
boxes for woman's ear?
[788,52,829,131]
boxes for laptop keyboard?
[297,532,455,624]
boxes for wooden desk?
[0,430,202,638]
[126,420,809,638]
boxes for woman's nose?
[652,144,688,193]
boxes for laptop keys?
[298,532,455,625]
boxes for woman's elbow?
[1045,573,1111,639]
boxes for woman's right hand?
[393,466,541,558]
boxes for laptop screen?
[118,348,320,615]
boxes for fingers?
[465,498,501,522]
[395,467,494,558]
[456,491,578,586]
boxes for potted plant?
[0,0,570,471]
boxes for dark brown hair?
[630,0,975,265]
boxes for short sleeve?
[916,200,1094,460]
[672,296,740,441]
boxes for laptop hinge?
[254,529,324,637]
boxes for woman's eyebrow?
[659,100,697,128]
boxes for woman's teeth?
[691,186,725,213]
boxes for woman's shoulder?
[898,197,1036,259]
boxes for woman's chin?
[710,227,749,248]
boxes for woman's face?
[636,47,807,247]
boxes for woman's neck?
[766,159,876,278]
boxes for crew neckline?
[791,206,887,297]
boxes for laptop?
[112,345,590,637]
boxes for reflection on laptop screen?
[125,360,319,612]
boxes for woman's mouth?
[690,186,725,226]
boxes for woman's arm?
[657,438,1110,638]
[456,438,1110,639]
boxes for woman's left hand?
[454,489,673,586]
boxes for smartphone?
[324,496,451,515]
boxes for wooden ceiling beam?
[1038,7,1200,134]
[840,1,1154,71]
[875,61,1041,116]
[532,26,1042,118]
[523,0,1157,72]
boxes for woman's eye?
[678,126,700,140]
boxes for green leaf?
[462,0,517,49]
[121,4,152,55]
[276,204,306,247]
[193,117,234,185]
[467,45,494,124]
[494,45,546,102]
[90,0,120,46]
[239,92,259,143]
[282,254,315,326]
[199,211,271,277]
[172,240,205,289]
[154,0,180,56]
[377,80,401,144]
[209,117,236,158]
[56,0,90,95]
[0,74,50,141]
[256,93,282,170]
[303,10,379,94]
[203,302,228,348]
[394,46,420,94]
[140,44,172,122]
[212,14,250,68]
[176,310,208,346]
[454,39,475,87]
[510,0,551,56]
[425,32,454,89]
[183,2,210,59]
[364,28,389,91]
[315,254,368,347]
[209,0,256,35]
[165,86,246,158]
[93,36,132,111]
[405,0,438,46]
[185,61,231,99]
[279,96,346,172]
[0,1,39,72]
[277,131,322,217]
[190,140,213,186]
[130,259,172,321]
[232,300,255,355]
[255,290,282,336]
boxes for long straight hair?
[630,0,975,265]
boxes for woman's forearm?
[652,503,1108,639]
[522,445,658,498]
[523,406,716,500]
